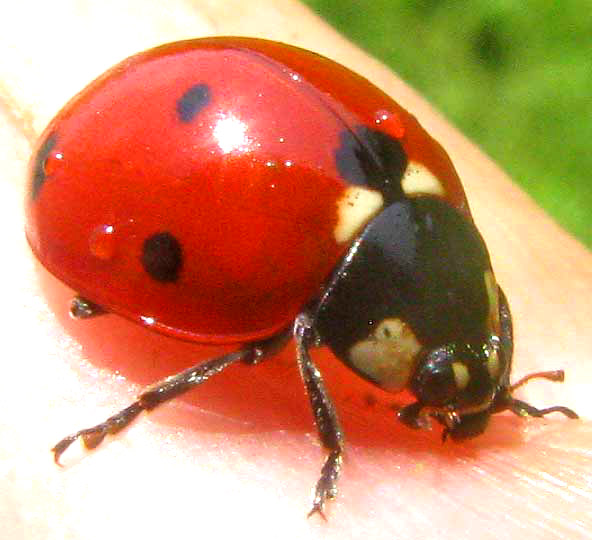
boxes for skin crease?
[1,1,591,539]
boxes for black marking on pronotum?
[176,83,211,123]
[335,126,407,204]
[315,197,492,362]
[30,133,57,200]
[141,232,183,282]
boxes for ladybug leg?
[506,398,579,419]
[504,369,578,419]
[294,313,344,520]
[69,295,105,319]
[52,331,290,464]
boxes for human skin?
[1,1,591,539]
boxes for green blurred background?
[302,0,591,248]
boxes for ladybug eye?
[411,347,466,406]
[141,232,183,282]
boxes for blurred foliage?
[302,0,591,248]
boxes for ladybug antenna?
[509,369,565,391]
[505,369,579,419]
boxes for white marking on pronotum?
[349,318,422,392]
[334,186,383,244]
[452,362,470,391]
[401,162,445,197]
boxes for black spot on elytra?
[176,84,211,123]
[335,126,407,204]
[30,133,57,200]
[141,232,183,282]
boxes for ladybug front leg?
[52,330,290,463]
[294,314,344,520]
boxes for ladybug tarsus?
[52,437,76,465]
[52,403,144,464]
[307,449,342,520]
[498,368,578,420]
[506,398,579,419]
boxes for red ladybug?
[25,37,577,517]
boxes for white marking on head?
[348,318,422,392]
[452,362,470,391]
[486,346,500,379]
[334,186,384,244]
[401,162,445,197]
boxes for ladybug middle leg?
[294,313,344,520]
[52,329,291,463]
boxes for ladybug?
[25,37,577,517]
